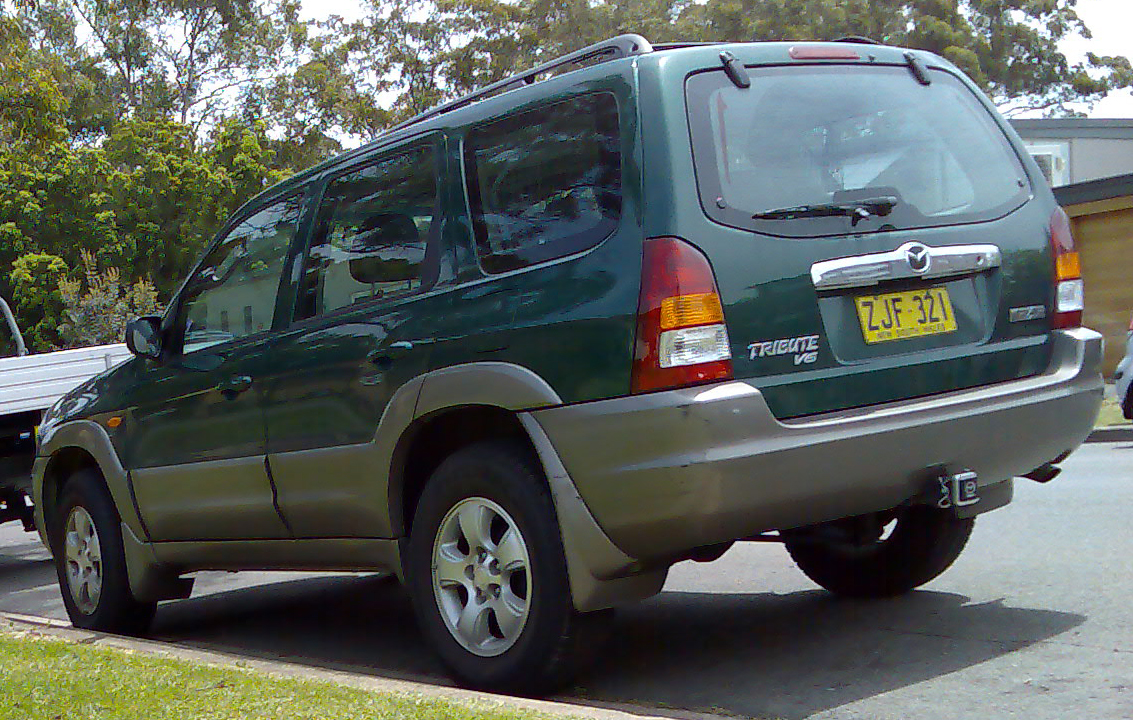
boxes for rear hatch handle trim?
[811,242,1002,291]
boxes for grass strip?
[1096,392,1129,428]
[0,631,562,720]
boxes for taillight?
[631,237,733,394]
[1049,208,1083,329]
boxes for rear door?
[679,58,1054,418]
[260,138,446,539]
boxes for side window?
[179,195,302,353]
[296,144,436,320]
[464,92,621,274]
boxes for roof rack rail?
[651,41,726,50]
[833,35,882,45]
[386,34,654,136]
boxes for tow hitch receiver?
[937,470,980,510]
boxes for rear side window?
[687,65,1030,238]
[296,144,437,320]
[464,93,621,274]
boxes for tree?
[0,16,68,150]
[309,0,1130,128]
[58,251,162,348]
[0,102,294,350]
[8,252,68,350]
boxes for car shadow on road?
[0,532,59,613]
[150,573,1085,719]
[0,555,55,590]
[578,588,1085,719]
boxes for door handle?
[219,375,253,397]
[367,341,414,368]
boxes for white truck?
[0,297,130,531]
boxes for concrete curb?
[0,612,720,720]
[1086,426,1133,442]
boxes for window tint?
[687,66,1029,237]
[296,144,436,320]
[465,93,621,274]
[179,196,301,353]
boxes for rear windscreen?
[687,65,1031,238]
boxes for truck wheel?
[52,470,156,635]
[407,441,605,694]
[783,505,974,598]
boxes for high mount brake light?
[632,237,733,394]
[1050,207,1083,330]
[788,45,861,60]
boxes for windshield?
[687,64,1031,237]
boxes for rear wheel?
[407,441,606,694]
[783,505,974,598]
[52,470,156,634]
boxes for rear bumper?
[531,328,1103,561]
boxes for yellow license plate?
[854,287,957,344]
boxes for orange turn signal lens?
[1055,252,1080,280]
[659,293,724,330]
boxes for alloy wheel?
[431,497,531,657]
[63,506,103,615]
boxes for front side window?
[688,65,1030,237]
[179,196,302,353]
[295,144,437,320]
[464,92,621,274]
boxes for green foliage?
[0,16,68,149]
[0,113,293,350]
[8,253,68,350]
[297,0,1131,125]
[58,251,162,348]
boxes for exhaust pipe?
[1023,463,1061,484]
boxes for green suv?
[32,35,1102,693]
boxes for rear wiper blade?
[752,196,898,225]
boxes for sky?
[300,0,1133,119]
[1058,0,1133,117]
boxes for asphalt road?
[1,443,1130,720]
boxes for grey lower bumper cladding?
[532,328,1103,562]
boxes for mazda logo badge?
[905,243,931,274]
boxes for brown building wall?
[1065,196,1133,376]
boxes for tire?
[783,505,974,598]
[406,441,607,694]
[52,470,156,635]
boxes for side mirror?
[125,316,163,360]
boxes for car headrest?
[348,213,423,284]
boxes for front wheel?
[52,470,156,634]
[406,441,606,694]
[783,505,974,598]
